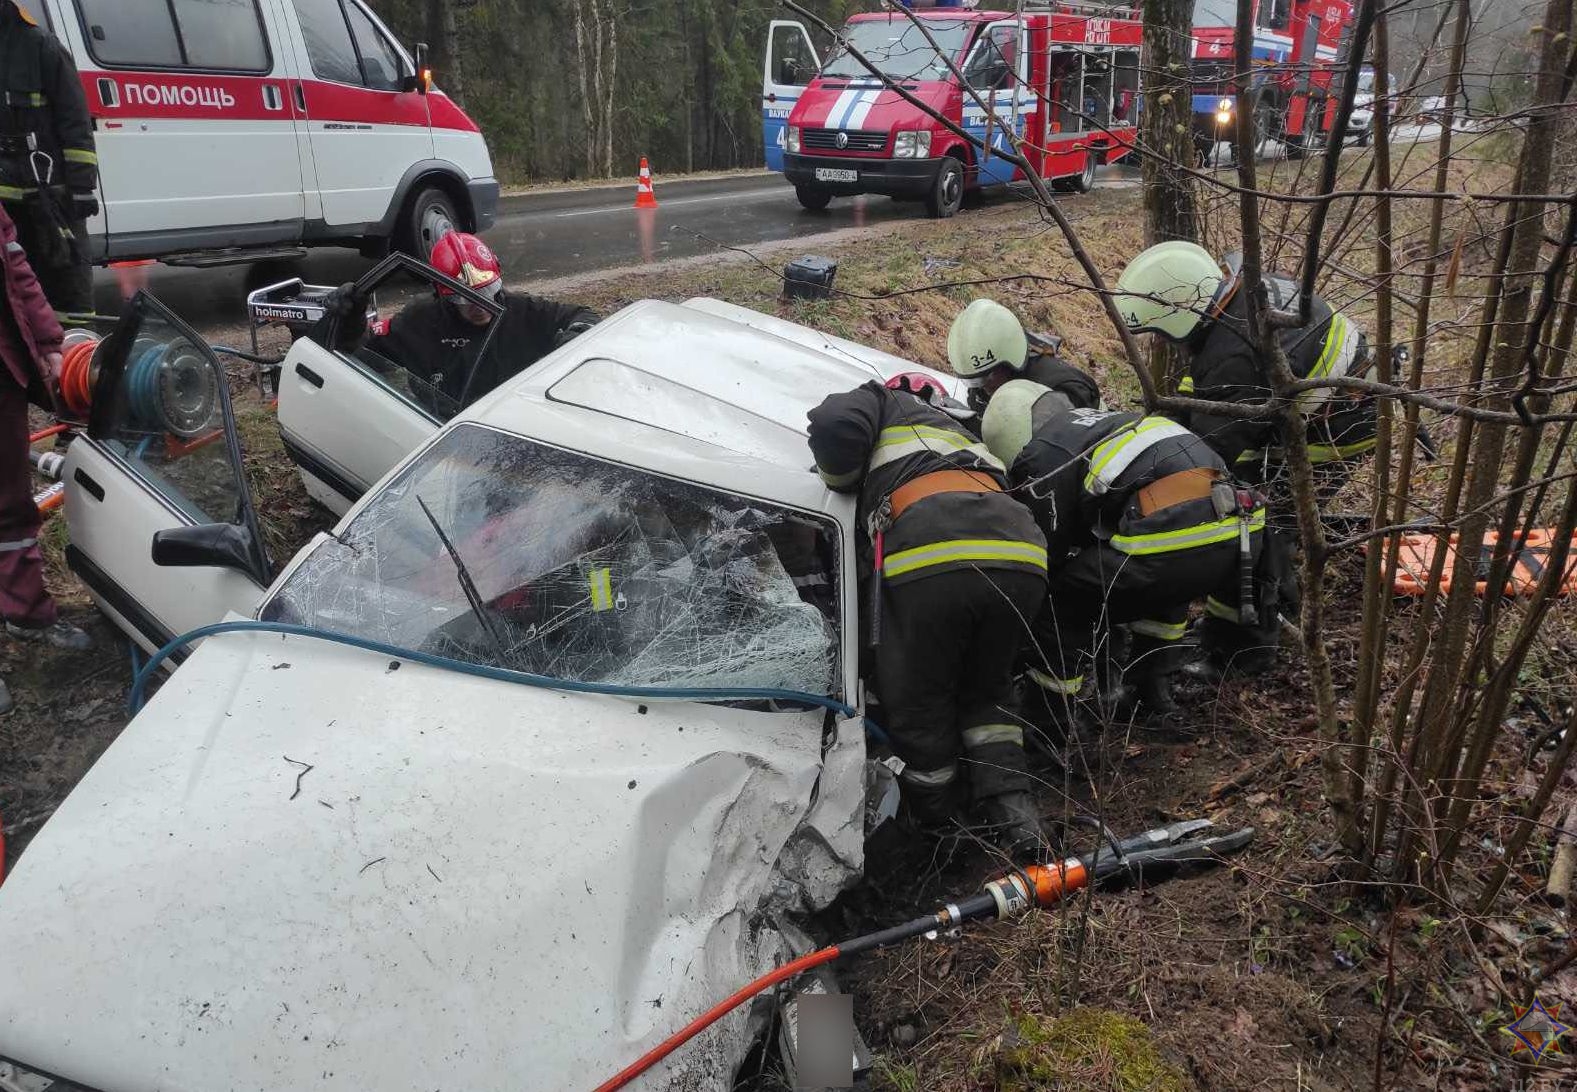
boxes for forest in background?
[369,0,1549,184]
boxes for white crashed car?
[0,289,956,1091]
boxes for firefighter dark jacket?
[1009,406,1232,565]
[368,290,598,413]
[1021,350,1102,410]
[1183,270,1372,465]
[807,381,1047,586]
[0,5,97,210]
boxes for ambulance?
[15,0,496,264]
[763,2,1142,218]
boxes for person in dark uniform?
[321,232,598,414]
[0,203,91,713]
[0,1,97,323]
[808,371,1049,859]
[1112,241,1378,482]
[946,297,1103,415]
[981,380,1275,722]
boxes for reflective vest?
[808,381,1047,585]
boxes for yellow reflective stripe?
[882,538,1048,578]
[1299,313,1360,411]
[1307,437,1377,464]
[0,185,35,199]
[1205,596,1240,620]
[962,723,1024,749]
[816,464,861,489]
[869,425,1002,472]
[1111,508,1267,556]
[1084,417,1192,494]
[1027,667,1083,695]
[1131,618,1187,641]
[588,567,614,612]
[902,763,958,786]
[63,148,97,165]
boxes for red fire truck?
[763,3,1143,218]
[1189,0,1356,160]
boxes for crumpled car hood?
[0,632,864,1091]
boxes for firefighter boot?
[979,790,1050,864]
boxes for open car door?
[275,254,504,517]
[763,20,819,171]
[62,293,272,657]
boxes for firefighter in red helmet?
[322,232,598,413]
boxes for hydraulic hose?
[29,424,67,444]
[128,620,878,742]
[591,947,843,1092]
[211,345,287,367]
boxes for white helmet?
[981,379,1063,466]
[1112,241,1225,342]
[947,298,1029,378]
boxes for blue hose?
[128,620,888,744]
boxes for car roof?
[449,298,958,514]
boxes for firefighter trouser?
[5,205,93,321]
[875,566,1045,821]
[1027,531,1265,695]
[0,372,56,628]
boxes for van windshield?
[1193,0,1237,29]
[820,16,975,82]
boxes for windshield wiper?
[417,495,510,662]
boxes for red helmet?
[886,371,950,406]
[430,232,502,299]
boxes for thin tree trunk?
[1139,0,1200,391]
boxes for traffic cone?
[634,157,658,209]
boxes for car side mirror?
[403,42,432,94]
[152,523,259,576]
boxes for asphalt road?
[93,166,1143,330]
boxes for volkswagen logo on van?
[835,131,849,149]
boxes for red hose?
[30,424,67,443]
[591,945,842,1092]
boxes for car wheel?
[795,185,833,212]
[924,157,965,219]
[400,185,460,260]
[1357,127,1372,147]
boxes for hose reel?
[55,329,219,439]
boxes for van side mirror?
[403,42,433,94]
[152,523,259,576]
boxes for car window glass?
[91,306,246,526]
[75,0,183,68]
[171,0,269,71]
[263,424,841,696]
[345,1,405,90]
[320,256,503,422]
[770,24,816,86]
[291,0,362,85]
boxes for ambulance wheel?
[795,185,833,212]
[400,186,460,260]
[925,157,964,219]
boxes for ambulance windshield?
[821,16,974,82]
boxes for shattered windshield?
[820,17,974,82]
[262,424,841,696]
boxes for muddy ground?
[3,168,1575,1091]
